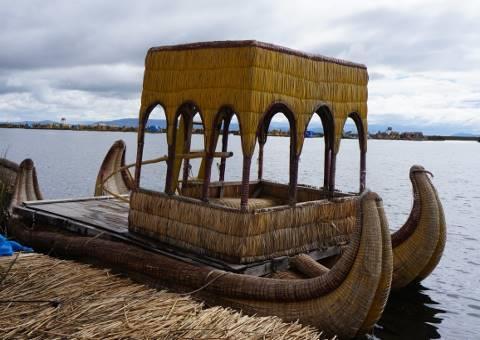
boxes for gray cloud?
[0,0,479,133]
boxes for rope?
[412,169,434,177]
[0,252,20,285]
[179,271,229,296]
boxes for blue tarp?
[0,234,32,256]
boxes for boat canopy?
[134,40,369,209]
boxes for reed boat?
[0,158,43,213]
[0,41,445,338]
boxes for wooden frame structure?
[133,40,368,212]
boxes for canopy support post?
[360,149,366,192]
[218,117,231,182]
[181,119,193,192]
[135,124,145,189]
[165,143,175,195]
[258,141,265,180]
[201,153,213,201]
[289,154,299,205]
[324,146,331,192]
[240,155,252,212]
[329,152,337,196]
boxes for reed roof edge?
[148,40,367,70]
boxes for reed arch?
[255,102,298,206]
[134,102,167,188]
[343,112,367,193]
[301,105,336,194]
[164,101,205,195]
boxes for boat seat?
[210,197,284,211]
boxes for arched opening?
[256,103,298,205]
[135,103,168,191]
[259,112,291,182]
[217,114,245,181]
[298,105,335,194]
[164,102,205,195]
[200,106,244,201]
[336,112,366,193]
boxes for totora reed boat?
[1,41,446,338]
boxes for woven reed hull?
[391,165,446,290]
[129,188,357,263]
[0,158,43,211]
[94,140,134,196]
[9,191,392,339]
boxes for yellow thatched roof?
[139,40,368,155]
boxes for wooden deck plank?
[28,199,129,233]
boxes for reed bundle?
[140,40,368,155]
[0,253,327,339]
[391,165,446,289]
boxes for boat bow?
[94,140,134,196]
[391,165,446,289]
[0,158,43,212]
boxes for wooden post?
[201,153,213,201]
[360,149,366,192]
[134,124,145,189]
[164,143,175,195]
[181,117,193,188]
[289,154,299,205]
[329,152,337,196]
[240,155,252,212]
[323,145,331,191]
[258,141,264,180]
[219,118,231,181]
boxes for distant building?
[146,125,161,133]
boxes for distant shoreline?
[1,125,479,142]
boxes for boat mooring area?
[0,253,326,339]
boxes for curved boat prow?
[391,165,446,290]
[0,158,19,193]
[94,140,134,196]
[199,191,393,338]
[9,159,43,211]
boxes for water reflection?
[374,283,445,339]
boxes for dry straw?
[0,253,327,339]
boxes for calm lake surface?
[1,128,479,339]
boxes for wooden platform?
[14,196,341,276]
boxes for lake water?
[1,128,479,339]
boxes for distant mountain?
[92,118,167,128]
[94,118,141,128]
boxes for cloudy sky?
[1,0,479,134]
